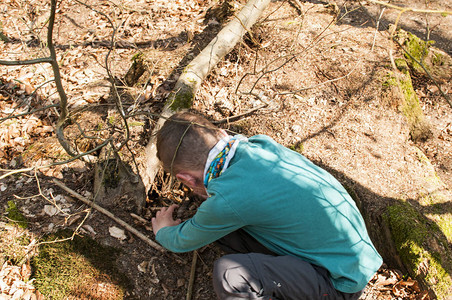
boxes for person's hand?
[151,204,181,236]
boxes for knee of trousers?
[212,254,263,298]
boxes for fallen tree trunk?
[139,0,271,196]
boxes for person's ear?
[176,172,197,189]
[220,129,228,137]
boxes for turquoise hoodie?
[156,135,382,293]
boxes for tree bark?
[139,0,271,197]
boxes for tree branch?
[139,0,272,195]
[0,103,59,123]
[0,57,53,66]
[367,0,452,15]
[52,179,187,265]
[0,138,111,180]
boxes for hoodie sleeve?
[155,191,245,252]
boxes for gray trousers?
[213,230,364,300]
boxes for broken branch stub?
[139,0,271,198]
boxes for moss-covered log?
[375,147,452,299]
[377,31,452,297]
[384,200,452,298]
[363,149,452,299]
[394,30,452,84]
[138,0,271,196]
[382,60,432,142]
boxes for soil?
[0,0,451,299]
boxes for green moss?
[433,215,452,244]
[385,203,428,260]
[402,32,434,74]
[391,61,432,142]
[289,142,303,154]
[385,202,452,298]
[426,253,451,296]
[6,200,28,229]
[130,52,143,62]
[382,71,398,88]
[32,229,130,299]
[127,121,145,127]
[169,90,195,111]
[432,52,445,66]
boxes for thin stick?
[53,179,165,251]
[186,250,198,300]
[277,63,359,95]
[0,138,111,180]
[367,0,452,15]
[371,7,386,52]
[130,213,149,224]
[213,103,268,124]
[0,57,53,65]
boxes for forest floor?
[0,0,451,299]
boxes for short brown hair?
[156,112,223,175]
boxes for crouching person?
[152,112,382,300]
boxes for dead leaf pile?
[0,80,53,164]
[0,261,41,300]
[364,267,430,300]
[0,223,40,300]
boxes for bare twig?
[130,213,149,224]
[213,92,269,124]
[0,104,59,123]
[53,179,164,251]
[371,7,386,52]
[0,57,53,65]
[46,0,77,157]
[0,138,111,180]
[277,63,360,95]
[35,170,70,217]
[289,0,304,14]
[213,103,268,124]
[367,0,452,15]
[186,250,198,300]
[73,0,131,153]
[52,179,186,264]
[0,167,35,180]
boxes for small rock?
[109,226,126,240]
[43,205,58,216]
